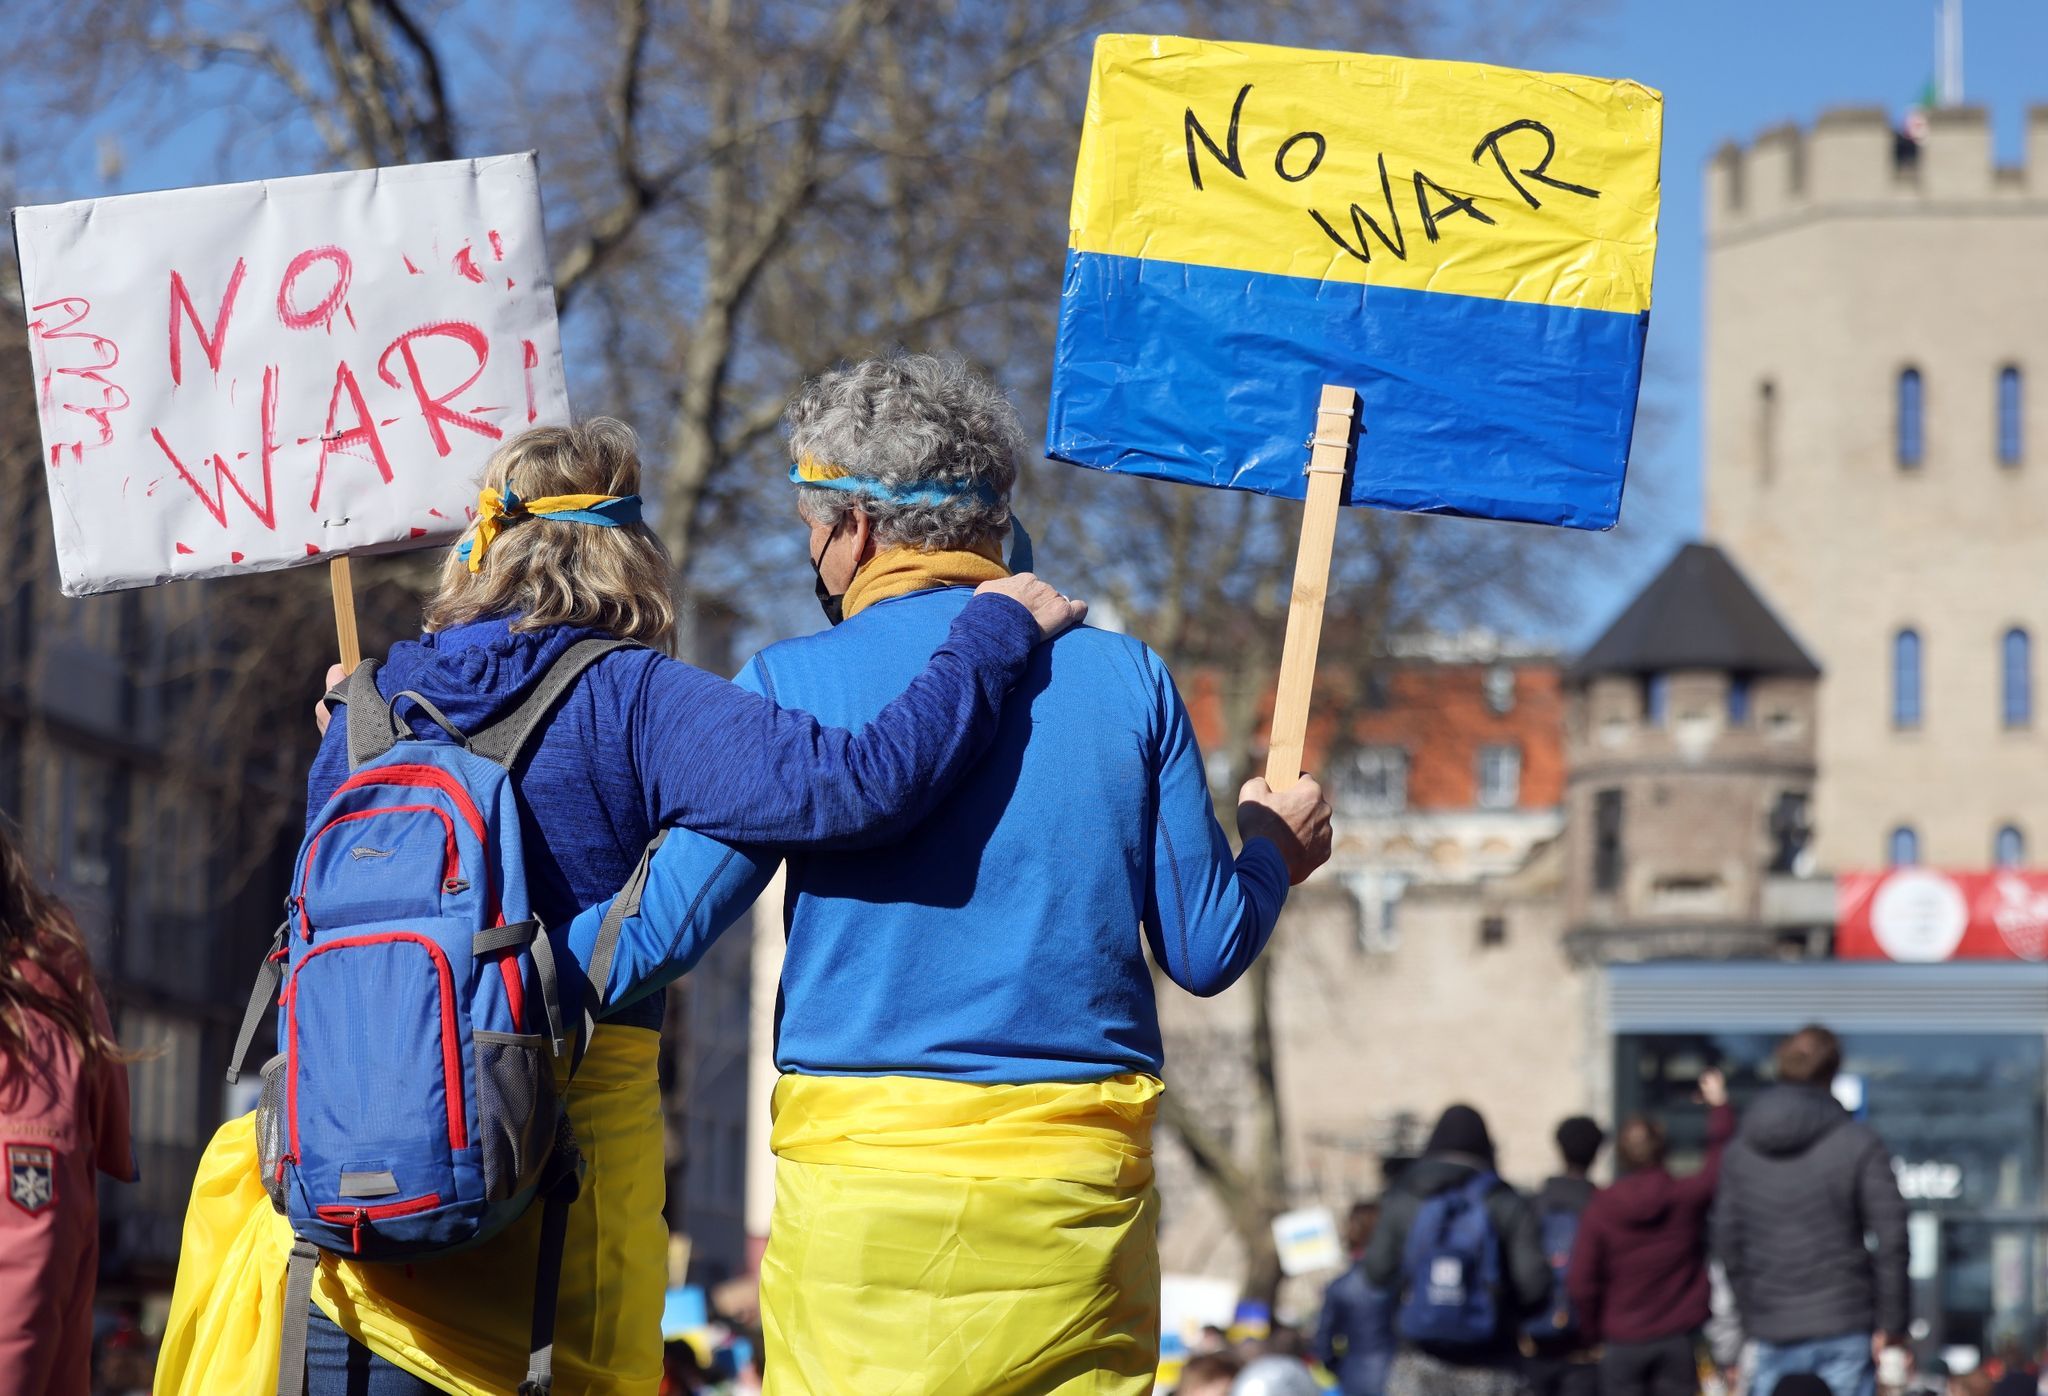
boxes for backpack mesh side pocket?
[255,1053,292,1214]
[474,1031,555,1200]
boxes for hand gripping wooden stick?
[1263,385,1358,791]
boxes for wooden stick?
[330,556,362,672]
[1264,384,1358,791]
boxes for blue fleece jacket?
[568,585,1290,1082]
[306,597,1041,1032]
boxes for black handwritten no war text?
[1182,84,1602,265]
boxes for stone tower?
[1564,543,1822,960]
[1703,107,2048,871]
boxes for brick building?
[1184,631,1567,951]
[1158,634,1572,1291]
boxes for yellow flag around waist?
[762,1072,1165,1396]
[154,1112,294,1396]
[155,1027,665,1396]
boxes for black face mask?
[810,519,847,626]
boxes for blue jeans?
[301,1307,447,1395]
[1750,1333,1875,1396]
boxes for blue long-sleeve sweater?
[305,598,1040,1032]
[567,585,1290,1082]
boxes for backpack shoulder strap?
[467,637,638,770]
[324,659,405,770]
[275,1239,321,1396]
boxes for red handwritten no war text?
[158,244,508,533]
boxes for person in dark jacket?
[1569,1069,1735,1396]
[1712,1026,1909,1396]
[1319,1201,1398,1396]
[1525,1116,1609,1396]
[1366,1105,1553,1396]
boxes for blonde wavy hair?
[424,419,676,653]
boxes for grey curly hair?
[788,354,1019,551]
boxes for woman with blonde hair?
[0,816,136,1396]
[158,415,1084,1396]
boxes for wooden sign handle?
[330,556,362,672]
[1264,384,1358,791]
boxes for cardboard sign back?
[14,152,572,595]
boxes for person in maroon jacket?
[1567,1069,1735,1396]
[0,817,136,1396]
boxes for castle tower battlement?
[1703,100,2048,877]
[1707,106,2048,239]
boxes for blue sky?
[1535,0,2048,644]
[11,3,2046,652]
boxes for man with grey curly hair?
[788,353,1029,621]
[567,352,1331,1393]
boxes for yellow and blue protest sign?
[1047,36,1661,530]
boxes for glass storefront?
[1615,1030,2047,1360]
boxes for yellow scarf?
[841,539,1007,619]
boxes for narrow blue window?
[1643,673,1669,726]
[2000,366,2023,466]
[1889,826,1920,867]
[1893,629,1922,729]
[1898,368,1924,469]
[1996,825,2026,868]
[1728,675,1753,725]
[2005,628,2032,728]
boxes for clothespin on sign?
[1263,385,1359,791]
[330,557,362,672]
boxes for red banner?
[1838,869,2048,961]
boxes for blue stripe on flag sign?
[1046,249,1649,531]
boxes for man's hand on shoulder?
[1237,775,1333,885]
[976,572,1087,641]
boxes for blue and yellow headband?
[788,453,1000,508]
[459,483,643,571]
[789,453,1031,571]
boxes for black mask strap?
[810,518,847,626]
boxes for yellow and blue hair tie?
[460,483,644,572]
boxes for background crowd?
[1198,1025,1915,1396]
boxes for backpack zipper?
[321,765,499,924]
[315,1193,443,1254]
[285,932,469,1156]
[333,766,487,841]
[295,804,461,938]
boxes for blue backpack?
[227,639,653,1396]
[1396,1171,1506,1350]
[1522,1204,1583,1342]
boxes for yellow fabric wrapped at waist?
[770,1070,1162,1186]
[762,1072,1164,1396]
[154,1027,665,1396]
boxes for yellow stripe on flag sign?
[1070,35,1662,316]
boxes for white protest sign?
[1271,1205,1345,1276]
[14,152,571,595]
